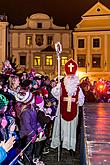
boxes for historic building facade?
[73,2,110,81]
[0,15,8,71]
[9,13,72,78]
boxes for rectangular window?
[26,35,32,46]
[37,23,42,28]
[45,56,53,66]
[47,36,53,45]
[20,56,26,65]
[35,35,43,46]
[77,54,86,67]
[93,38,100,48]
[61,56,68,66]
[34,56,41,66]
[78,39,84,48]
[92,54,101,68]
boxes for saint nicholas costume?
[51,58,85,151]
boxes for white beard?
[64,75,79,96]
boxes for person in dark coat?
[15,89,45,165]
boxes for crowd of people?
[1,58,109,165]
[80,77,110,103]
[0,60,58,165]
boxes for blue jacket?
[0,147,7,164]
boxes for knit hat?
[0,94,9,111]
[15,89,33,104]
[36,96,44,109]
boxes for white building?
[73,2,110,81]
[0,15,8,71]
[9,13,73,78]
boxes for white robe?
[51,84,85,151]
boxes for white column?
[87,35,90,72]
[104,34,107,71]
[73,33,77,61]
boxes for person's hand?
[37,127,45,139]
[46,107,52,114]
[46,101,51,107]
[51,115,57,121]
[1,136,15,152]
[11,111,16,117]
[1,116,8,128]
[37,127,43,134]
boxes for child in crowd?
[36,95,56,155]
[15,88,45,165]
[2,60,15,76]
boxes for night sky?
[0,0,110,29]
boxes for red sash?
[60,82,79,121]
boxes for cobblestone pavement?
[42,108,82,165]
[42,147,80,165]
[42,130,81,165]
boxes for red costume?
[51,58,85,151]
[60,58,79,121]
[60,82,79,121]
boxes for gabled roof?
[74,2,110,31]
[82,2,110,17]
[41,45,55,52]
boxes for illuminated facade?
[0,15,8,71]
[9,13,72,78]
[73,2,110,81]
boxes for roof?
[30,13,50,20]
[41,45,55,52]
[82,2,110,17]
[75,2,110,31]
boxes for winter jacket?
[0,147,7,164]
[19,104,41,141]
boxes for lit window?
[26,36,32,46]
[47,36,53,45]
[61,56,68,66]
[77,54,86,67]
[34,56,41,66]
[20,56,26,65]
[92,54,101,68]
[78,39,84,48]
[93,38,100,48]
[45,56,52,66]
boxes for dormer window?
[37,23,42,28]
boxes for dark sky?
[0,0,110,29]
